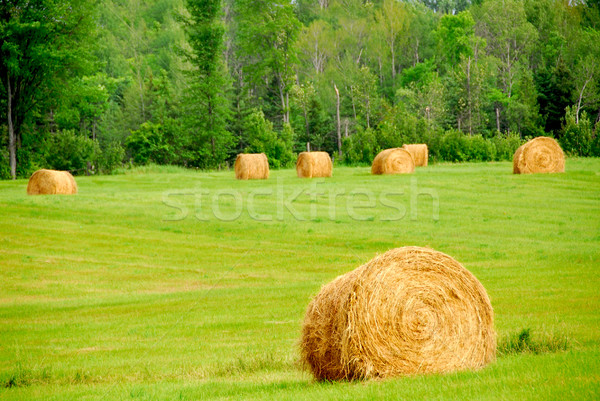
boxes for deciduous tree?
[0,0,96,178]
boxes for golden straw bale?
[371,148,415,175]
[296,152,333,178]
[513,144,525,174]
[402,144,428,167]
[26,169,78,195]
[301,246,496,381]
[65,171,78,191]
[234,153,269,180]
[513,136,564,174]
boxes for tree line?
[1,0,600,179]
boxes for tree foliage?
[182,0,233,168]
[2,0,600,178]
[0,0,97,178]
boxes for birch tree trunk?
[7,74,17,180]
[334,83,342,157]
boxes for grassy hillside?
[1,160,599,400]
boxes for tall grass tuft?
[497,329,570,356]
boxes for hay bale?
[402,144,428,167]
[296,151,333,178]
[512,144,525,174]
[301,246,496,381]
[234,153,269,180]
[371,148,415,175]
[26,169,78,195]
[513,136,565,174]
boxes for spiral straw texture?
[513,136,565,174]
[371,148,415,175]
[301,247,496,381]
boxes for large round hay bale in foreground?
[402,144,428,167]
[301,246,496,381]
[513,136,564,174]
[27,169,78,195]
[234,153,269,180]
[296,151,332,178]
[371,148,415,175]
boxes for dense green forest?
[1,0,600,179]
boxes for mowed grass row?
[0,159,599,400]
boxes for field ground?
[1,159,599,400]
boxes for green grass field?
[1,160,599,400]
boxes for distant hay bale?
[296,152,333,178]
[371,148,415,175]
[513,137,565,174]
[300,246,496,381]
[27,169,78,195]
[512,144,525,174]
[234,153,269,180]
[402,144,428,167]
